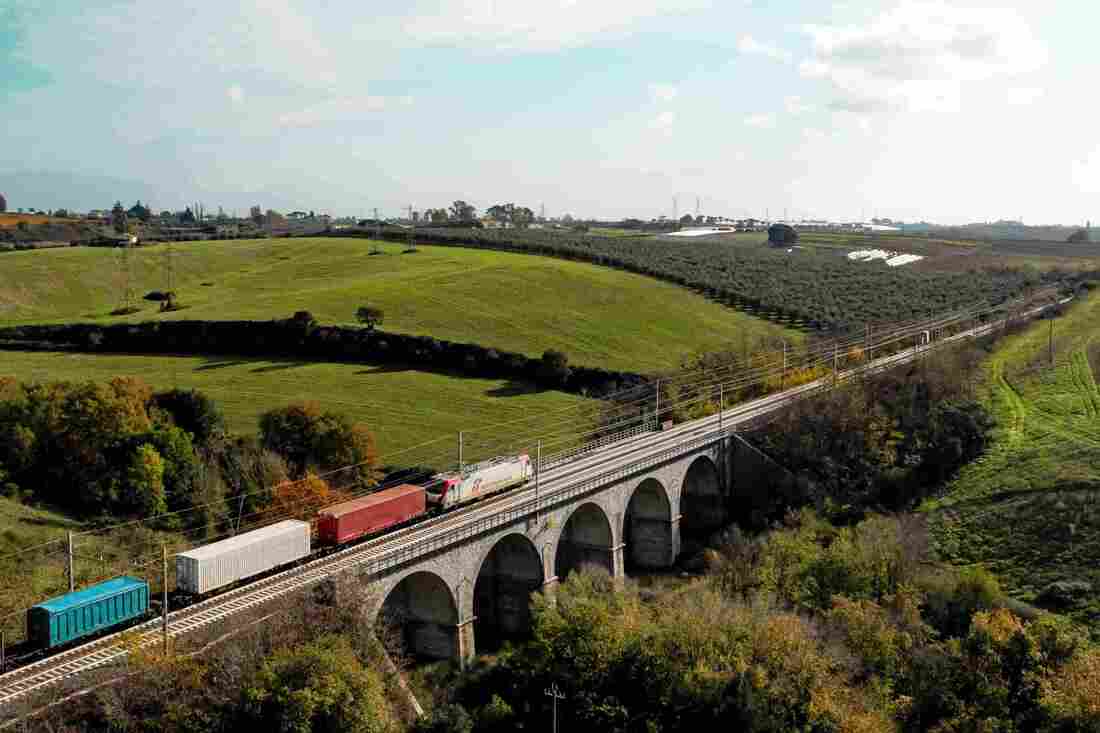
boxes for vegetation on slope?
[0,238,796,372]
[412,513,1100,733]
[0,350,588,454]
[363,227,1092,330]
[927,291,1100,626]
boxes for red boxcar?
[317,485,426,545]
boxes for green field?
[0,350,590,462]
[926,291,1100,623]
[0,238,798,372]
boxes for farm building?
[768,223,798,245]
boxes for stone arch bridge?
[363,431,776,665]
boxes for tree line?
[0,313,649,399]
[0,376,379,530]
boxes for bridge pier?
[625,515,680,569]
[456,618,476,669]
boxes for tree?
[259,402,380,487]
[355,306,384,331]
[241,635,392,733]
[1067,229,1090,243]
[487,203,515,225]
[179,206,196,224]
[111,201,128,233]
[123,443,167,516]
[152,388,226,447]
[679,213,694,225]
[449,200,477,222]
[0,193,6,213]
[127,200,151,223]
[429,208,449,224]
[269,471,341,520]
[513,206,535,228]
[538,349,571,386]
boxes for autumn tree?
[241,635,392,733]
[355,306,384,331]
[259,402,380,488]
[123,443,167,516]
[269,472,342,520]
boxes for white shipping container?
[176,520,311,595]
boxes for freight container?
[176,520,310,595]
[28,576,149,650]
[425,454,531,509]
[317,485,426,545]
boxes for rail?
[0,295,1067,711]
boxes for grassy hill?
[926,291,1100,624]
[0,237,798,372]
[0,350,590,461]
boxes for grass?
[925,291,1100,625]
[0,350,590,462]
[0,237,799,372]
[0,495,186,645]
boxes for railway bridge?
[368,431,775,665]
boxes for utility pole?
[162,545,169,654]
[718,384,724,431]
[372,207,381,254]
[654,379,661,426]
[535,440,541,524]
[1049,317,1054,366]
[67,531,75,592]
[407,205,417,252]
[833,340,839,384]
[545,683,565,733]
[781,341,787,389]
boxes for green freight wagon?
[28,576,149,650]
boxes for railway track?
[0,297,1066,711]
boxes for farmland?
[926,290,1100,626]
[0,350,590,460]
[398,227,1096,330]
[0,238,796,372]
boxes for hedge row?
[0,318,649,399]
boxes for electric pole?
[535,440,541,524]
[67,531,75,592]
[407,205,417,252]
[372,207,381,254]
[1049,317,1054,366]
[545,683,565,733]
[458,431,463,473]
[162,544,169,654]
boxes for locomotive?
[26,453,532,653]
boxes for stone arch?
[554,502,615,580]
[378,571,459,661]
[623,477,674,570]
[473,533,544,652]
[680,455,725,539]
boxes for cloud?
[784,95,811,114]
[1005,86,1043,106]
[744,113,775,129]
[278,95,389,127]
[650,110,676,131]
[649,83,678,103]
[402,0,706,52]
[737,34,792,63]
[1071,147,1100,195]
[802,2,1046,114]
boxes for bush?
[240,635,391,733]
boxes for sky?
[1,0,1098,225]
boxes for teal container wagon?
[28,576,149,650]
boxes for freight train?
[24,454,531,653]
